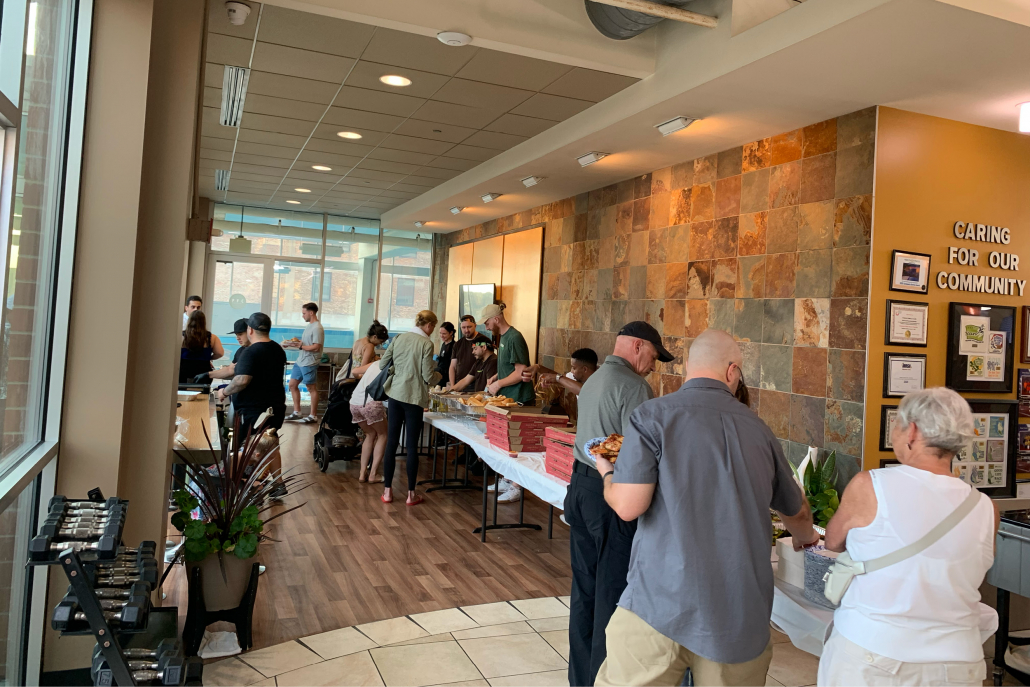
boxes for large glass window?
[377,230,432,336]
[0,480,37,686]
[211,206,323,258]
[324,220,379,349]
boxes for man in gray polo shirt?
[593,329,819,686]
[566,321,672,687]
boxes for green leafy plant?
[791,449,840,528]
[169,411,310,578]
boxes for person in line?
[179,311,225,384]
[349,358,388,484]
[380,309,441,506]
[563,322,669,686]
[448,315,490,388]
[285,302,324,423]
[436,322,456,383]
[182,295,202,330]
[349,320,390,378]
[217,313,288,498]
[523,348,599,397]
[450,340,497,393]
[593,329,819,687]
[817,387,999,687]
[209,318,250,420]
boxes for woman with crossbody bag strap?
[818,387,1000,687]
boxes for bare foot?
[381,488,393,504]
[406,491,424,506]
[368,476,383,484]
[358,475,368,483]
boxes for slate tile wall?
[434,108,875,475]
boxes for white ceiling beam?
[590,0,718,27]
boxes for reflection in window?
[0,479,38,685]
[212,206,323,258]
[377,230,431,336]
[323,221,380,349]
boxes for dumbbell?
[92,650,183,682]
[88,581,152,600]
[94,566,158,586]
[97,657,184,687]
[92,638,180,663]
[117,542,157,558]
[49,495,123,510]
[29,535,118,561]
[52,600,148,631]
[39,520,122,540]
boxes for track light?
[577,151,608,167]
[1020,103,1030,133]
[655,116,698,136]
[450,206,464,214]
[521,175,543,188]
[414,221,426,228]
[481,192,502,203]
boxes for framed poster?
[951,399,1016,497]
[889,250,932,294]
[879,458,902,468]
[883,353,926,398]
[1022,306,1030,364]
[945,302,1016,392]
[885,300,929,347]
[879,405,899,451]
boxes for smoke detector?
[225,2,251,26]
[437,31,472,47]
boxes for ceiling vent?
[215,169,230,191]
[585,0,699,39]
[220,65,250,127]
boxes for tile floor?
[203,596,821,687]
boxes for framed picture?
[950,399,1017,497]
[945,302,1016,392]
[889,250,932,294]
[879,458,901,468]
[885,300,929,347]
[883,353,926,398]
[879,405,900,451]
[1022,306,1030,364]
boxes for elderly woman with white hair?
[818,387,999,687]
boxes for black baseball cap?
[247,312,272,332]
[618,321,674,363]
[228,318,249,335]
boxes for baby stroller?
[313,371,362,472]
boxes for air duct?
[585,0,701,39]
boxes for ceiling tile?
[294,149,366,169]
[390,182,436,194]
[232,163,290,177]
[347,167,407,182]
[439,144,497,162]
[409,100,503,129]
[379,134,455,156]
[454,48,573,91]
[320,108,405,133]
[461,130,528,151]
[392,119,474,144]
[228,170,288,185]
[244,93,326,121]
[303,137,375,158]
[258,6,375,58]
[541,67,638,102]
[355,159,420,175]
[424,156,479,172]
[366,147,435,166]
[311,122,389,146]
[202,136,236,153]
[247,70,340,104]
[410,166,460,181]
[345,60,450,99]
[237,128,309,149]
[332,85,425,118]
[206,34,253,67]
[292,168,355,183]
[430,78,533,111]
[235,141,302,160]
[229,179,280,192]
[240,111,314,137]
[483,113,556,137]
[405,174,451,187]
[202,107,237,139]
[510,92,594,121]
[232,152,297,169]
[251,42,355,83]
[360,28,477,76]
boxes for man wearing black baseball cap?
[565,320,671,687]
[209,319,250,384]
[217,313,286,433]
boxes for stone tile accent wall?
[435,109,875,473]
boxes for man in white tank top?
[819,387,999,686]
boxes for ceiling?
[197,2,638,219]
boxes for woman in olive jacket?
[380,309,442,505]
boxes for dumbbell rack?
[29,496,200,686]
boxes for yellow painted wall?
[865,108,1030,469]
[445,243,473,328]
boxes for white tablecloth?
[771,561,833,657]
[425,413,569,510]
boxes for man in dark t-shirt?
[449,315,491,387]
[217,312,287,432]
[450,340,498,393]
[209,318,250,408]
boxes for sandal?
[381,492,393,503]
[406,494,424,506]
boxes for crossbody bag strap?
[863,489,982,574]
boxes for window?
[212,206,323,259]
[311,271,331,302]
[395,278,415,307]
[323,220,380,350]
[0,479,37,686]
[377,229,431,335]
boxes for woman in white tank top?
[818,387,999,686]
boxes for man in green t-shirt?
[481,303,534,405]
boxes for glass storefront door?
[206,256,270,364]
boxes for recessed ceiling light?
[481,193,502,203]
[450,206,464,214]
[414,221,426,228]
[521,175,543,187]
[295,188,311,193]
[577,151,608,167]
[1020,103,1030,133]
[337,131,362,139]
[286,200,301,205]
[655,116,699,136]
[312,165,332,171]
[380,74,412,87]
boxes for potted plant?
[792,448,840,528]
[171,412,308,611]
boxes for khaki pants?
[817,630,986,686]
[595,607,773,687]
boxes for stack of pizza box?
[544,426,577,482]
[484,405,568,456]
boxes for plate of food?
[585,433,623,466]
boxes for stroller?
[313,371,362,472]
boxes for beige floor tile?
[277,651,383,687]
[301,626,379,660]
[509,598,570,620]
[539,630,570,661]
[372,641,484,687]
[358,616,431,646]
[767,641,820,687]
[252,680,277,687]
[429,681,489,687]
[558,596,571,607]
[489,669,570,687]
[766,676,785,687]
[411,608,480,635]
[452,622,535,640]
[389,633,455,646]
[460,602,527,626]
[529,616,569,632]
[202,657,268,686]
[770,628,791,644]
[459,633,568,679]
[239,641,322,678]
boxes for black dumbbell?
[117,542,157,557]
[29,535,118,561]
[48,503,125,519]
[54,596,149,632]
[52,601,148,631]
[39,521,122,540]
[92,638,180,663]
[89,581,152,600]
[49,496,123,511]
[97,657,184,687]
[94,570,158,586]
[92,649,182,681]
[44,509,124,524]
[43,512,124,528]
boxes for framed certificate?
[885,300,928,347]
[883,353,926,398]
[879,405,900,451]
[945,302,1016,393]
[889,250,931,294]
[1022,306,1030,364]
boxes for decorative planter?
[186,550,256,612]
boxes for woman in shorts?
[350,359,387,483]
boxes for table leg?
[426,436,479,493]
[479,463,490,543]
[417,425,438,486]
[995,587,1010,686]
[492,472,499,526]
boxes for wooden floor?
[163,421,572,651]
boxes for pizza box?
[545,426,577,444]
[484,405,569,423]
[545,461,572,483]
[545,438,575,461]
[545,445,576,472]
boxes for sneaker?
[268,482,288,501]
[284,411,304,422]
[487,478,511,493]
[496,485,523,503]
[559,514,569,526]
[299,415,317,424]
